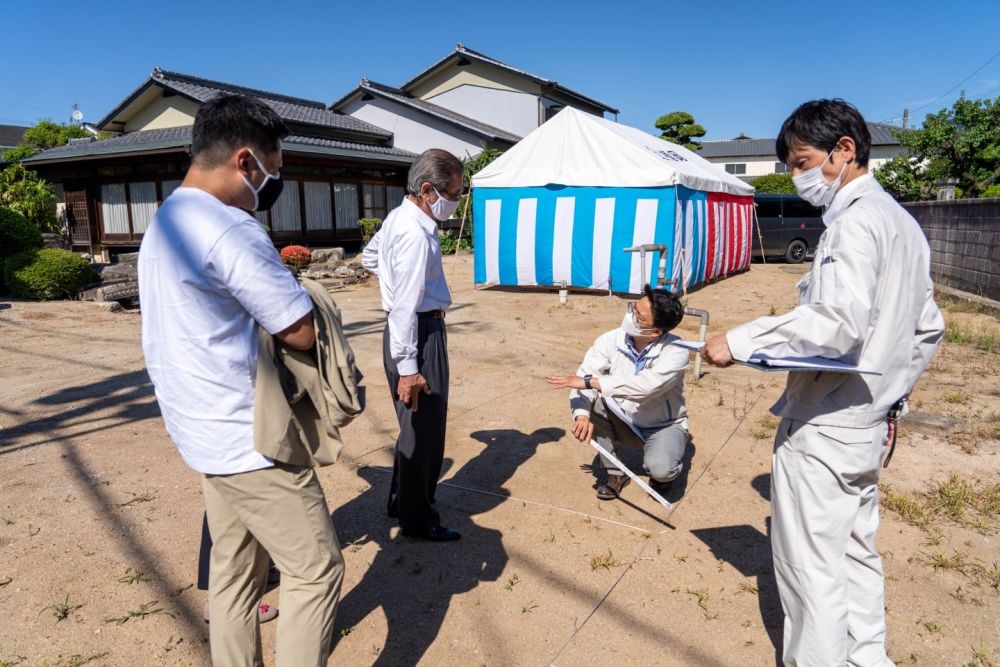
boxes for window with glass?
[362,182,386,219]
[725,163,747,175]
[335,183,360,230]
[387,185,405,213]
[774,162,790,174]
[100,184,130,235]
[129,182,158,235]
[270,180,301,233]
[303,181,333,231]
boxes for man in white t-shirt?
[139,95,343,666]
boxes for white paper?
[740,354,882,375]
[669,340,705,351]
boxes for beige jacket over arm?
[254,278,364,467]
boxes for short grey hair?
[407,148,463,195]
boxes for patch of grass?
[923,620,942,633]
[923,550,969,571]
[590,551,620,571]
[880,483,930,527]
[943,314,1000,355]
[750,413,780,440]
[944,390,973,405]
[104,600,174,625]
[118,490,157,507]
[965,640,994,667]
[39,595,85,622]
[116,568,149,585]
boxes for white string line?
[549,380,771,664]
[659,381,770,531]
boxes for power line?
[880,46,1000,123]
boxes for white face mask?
[621,309,658,338]
[240,150,283,212]
[792,150,848,207]
[429,187,461,222]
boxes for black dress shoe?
[401,524,461,542]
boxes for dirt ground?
[1,255,998,667]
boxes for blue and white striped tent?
[471,107,755,294]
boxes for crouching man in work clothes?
[702,99,945,666]
[547,286,689,500]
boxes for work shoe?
[649,479,673,498]
[596,474,630,500]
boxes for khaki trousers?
[203,464,344,667]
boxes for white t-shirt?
[138,187,313,475]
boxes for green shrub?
[0,207,43,260]
[4,248,99,300]
[358,218,382,243]
[438,230,471,255]
[751,173,796,194]
[0,207,44,293]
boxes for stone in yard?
[311,247,346,264]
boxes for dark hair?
[775,99,871,168]
[643,285,685,332]
[191,95,289,168]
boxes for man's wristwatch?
[583,374,593,390]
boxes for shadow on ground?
[330,427,561,665]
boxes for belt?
[417,309,446,319]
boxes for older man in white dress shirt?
[362,148,464,542]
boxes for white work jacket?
[727,175,944,428]
[570,329,689,431]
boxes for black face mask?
[241,150,284,212]
[255,176,284,212]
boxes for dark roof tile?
[699,122,906,159]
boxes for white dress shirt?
[362,198,451,375]
[726,174,944,428]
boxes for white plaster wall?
[124,95,200,132]
[426,85,538,138]
[342,97,488,159]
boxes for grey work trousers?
[590,398,687,483]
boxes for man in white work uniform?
[139,95,344,666]
[546,286,689,500]
[362,148,464,542]
[702,99,944,666]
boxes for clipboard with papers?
[668,340,882,376]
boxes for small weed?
[944,390,972,405]
[105,600,174,625]
[674,554,688,563]
[24,523,40,537]
[704,611,720,621]
[118,490,157,507]
[924,550,968,571]
[339,627,352,637]
[685,588,710,610]
[521,601,539,614]
[738,582,759,595]
[880,483,930,527]
[163,635,183,652]
[504,574,520,590]
[923,621,942,633]
[966,640,993,667]
[116,568,150,585]
[590,551,620,571]
[768,305,778,316]
[716,394,724,407]
[50,652,109,667]
[39,595,84,622]
[1,516,13,525]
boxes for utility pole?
[902,107,909,130]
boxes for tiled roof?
[23,126,415,164]
[401,43,619,114]
[0,124,29,147]
[699,122,906,159]
[334,79,521,144]
[98,69,391,139]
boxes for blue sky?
[2,0,999,142]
